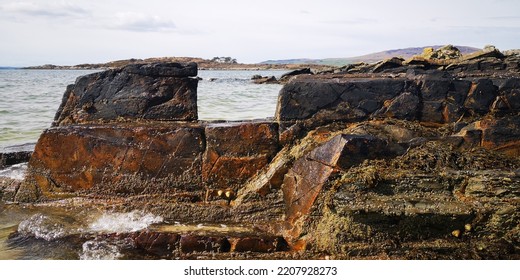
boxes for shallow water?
[0,205,166,260]
[0,69,284,149]
[197,70,284,120]
[0,203,261,260]
[0,69,99,148]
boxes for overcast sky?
[1,0,519,66]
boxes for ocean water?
[0,69,284,149]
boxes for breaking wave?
[17,214,67,241]
[0,163,27,180]
[88,210,163,233]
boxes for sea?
[0,69,285,148]
[0,68,285,260]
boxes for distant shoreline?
[18,56,332,72]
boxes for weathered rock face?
[203,122,279,192]
[279,68,313,83]
[282,134,389,240]
[276,78,407,123]
[16,123,205,201]
[53,62,198,126]
[0,150,32,169]
[456,115,520,157]
[276,73,520,128]
[0,143,34,169]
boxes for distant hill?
[24,57,303,71]
[261,45,481,66]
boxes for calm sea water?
[0,69,284,149]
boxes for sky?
[0,0,519,66]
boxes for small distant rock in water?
[279,68,313,83]
[251,75,278,84]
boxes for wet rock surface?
[5,47,520,259]
[0,143,34,169]
[53,62,198,126]
[16,123,205,202]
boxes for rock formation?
[3,45,520,259]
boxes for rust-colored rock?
[16,123,205,201]
[229,236,288,252]
[202,121,279,191]
[480,116,520,156]
[179,235,230,253]
[133,231,180,257]
[282,134,388,240]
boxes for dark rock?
[479,57,506,71]
[421,101,445,123]
[480,115,520,157]
[279,122,304,146]
[0,151,32,169]
[180,235,230,253]
[442,102,464,123]
[53,63,198,126]
[375,92,420,121]
[229,236,288,252]
[494,78,520,112]
[448,80,472,106]
[0,143,35,168]
[252,76,278,84]
[276,78,406,122]
[372,57,404,73]
[421,78,451,101]
[124,62,197,77]
[464,79,498,114]
[279,68,313,83]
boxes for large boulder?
[53,62,198,126]
[276,77,407,123]
[16,123,205,201]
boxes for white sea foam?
[0,162,27,180]
[17,214,66,241]
[88,210,163,233]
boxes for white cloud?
[1,1,88,17]
[107,12,176,32]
